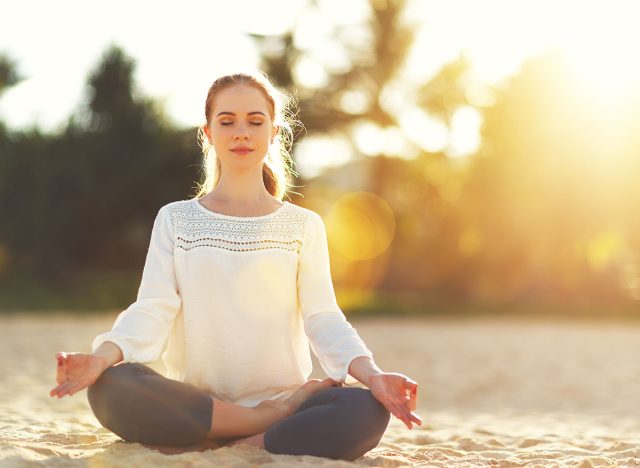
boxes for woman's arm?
[92,341,124,371]
[347,355,383,387]
[91,205,182,364]
[297,211,422,429]
[297,211,374,384]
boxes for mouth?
[231,147,253,154]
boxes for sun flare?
[555,2,640,103]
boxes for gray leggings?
[87,362,390,461]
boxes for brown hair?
[193,71,301,200]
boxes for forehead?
[212,84,271,115]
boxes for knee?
[87,363,142,429]
[345,387,390,431]
[88,363,138,400]
[334,387,391,460]
[263,387,390,461]
[335,387,390,440]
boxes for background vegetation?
[1,0,639,317]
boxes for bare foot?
[255,378,338,418]
[227,432,265,449]
[284,378,339,415]
[247,378,338,435]
[228,380,338,450]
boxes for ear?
[203,124,213,144]
[271,125,279,144]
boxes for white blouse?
[91,198,374,407]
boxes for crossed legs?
[87,362,390,461]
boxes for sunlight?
[398,109,448,153]
[447,106,482,158]
[293,135,355,179]
[326,192,396,261]
[559,6,640,104]
[584,231,624,272]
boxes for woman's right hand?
[50,351,107,398]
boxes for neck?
[210,167,272,204]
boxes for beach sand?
[1,313,639,467]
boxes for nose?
[233,123,250,141]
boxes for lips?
[231,147,253,154]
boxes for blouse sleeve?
[91,205,182,364]
[297,210,374,384]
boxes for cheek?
[211,127,232,142]
[256,126,272,142]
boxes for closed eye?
[220,122,263,126]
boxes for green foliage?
[0,52,23,96]
[0,45,203,296]
[1,3,639,314]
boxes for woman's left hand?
[368,372,422,430]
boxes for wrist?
[348,356,384,388]
[91,341,124,371]
[91,353,111,373]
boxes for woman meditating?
[50,71,421,461]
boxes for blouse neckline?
[193,198,289,220]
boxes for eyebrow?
[216,111,267,117]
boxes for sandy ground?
[1,312,640,467]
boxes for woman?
[50,71,422,461]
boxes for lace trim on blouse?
[165,199,308,254]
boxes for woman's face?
[204,84,278,169]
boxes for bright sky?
[1,0,639,175]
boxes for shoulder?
[286,202,324,226]
[157,198,206,217]
[286,201,317,218]
[286,203,327,243]
[154,199,195,230]
[160,199,192,214]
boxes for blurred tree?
[250,0,477,296]
[252,0,416,165]
[0,53,28,279]
[0,53,22,96]
[0,45,201,294]
[57,45,199,271]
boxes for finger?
[383,399,401,421]
[54,381,75,398]
[56,354,69,382]
[396,393,421,426]
[66,381,86,396]
[398,396,419,429]
[51,382,70,398]
[389,400,412,429]
[409,387,418,411]
[50,383,65,397]
[60,381,79,398]
[409,411,423,426]
[387,402,407,428]
[51,372,63,395]
[404,378,418,388]
[401,391,422,426]
[402,381,418,410]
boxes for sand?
[1,313,640,467]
